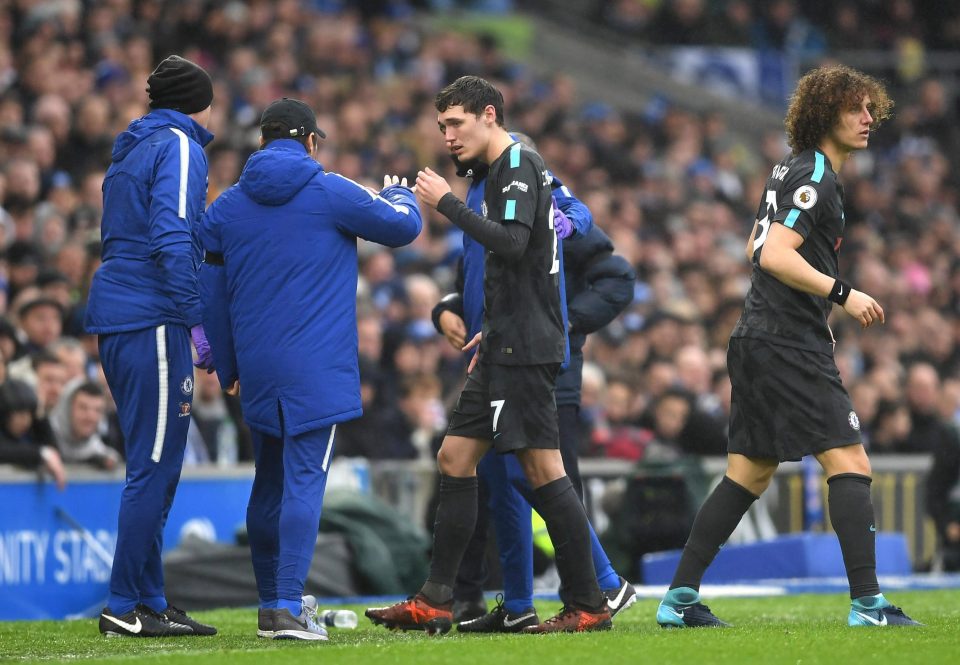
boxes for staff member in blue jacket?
[199,98,422,641]
[433,147,637,632]
[86,55,217,638]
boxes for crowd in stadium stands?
[600,0,960,53]
[0,0,957,537]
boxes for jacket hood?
[239,140,322,206]
[111,108,214,162]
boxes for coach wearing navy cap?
[86,55,217,638]
[198,96,421,640]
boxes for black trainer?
[157,604,217,635]
[99,605,193,637]
[458,595,539,633]
[604,577,638,618]
[452,597,487,624]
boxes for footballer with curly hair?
[656,65,919,628]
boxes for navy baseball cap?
[260,98,326,140]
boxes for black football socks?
[421,474,478,605]
[828,473,880,598]
[534,476,605,611]
[670,476,758,591]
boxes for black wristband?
[828,278,852,305]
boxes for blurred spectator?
[14,295,63,356]
[49,377,119,470]
[335,358,397,459]
[589,376,649,460]
[0,378,65,488]
[706,0,754,47]
[49,336,88,382]
[642,387,693,456]
[4,240,43,301]
[904,362,956,454]
[869,399,912,454]
[751,0,827,60]
[926,413,960,571]
[0,317,19,363]
[189,369,235,464]
[32,349,67,418]
[646,0,711,46]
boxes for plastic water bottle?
[318,609,358,629]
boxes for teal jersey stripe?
[505,199,516,220]
[509,143,521,168]
[784,209,801,229]
[812,152,825,183]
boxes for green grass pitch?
[1,591,958,664]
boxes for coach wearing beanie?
[147,55,214,115]
[85,55,216,638]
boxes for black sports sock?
[534,476,605,611]
[421,474,478,605]
[670,476,758,591]
[828,473,880,599]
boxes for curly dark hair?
[785,65,893,154]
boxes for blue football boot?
[657,587,730,628]
[848,594,921,627]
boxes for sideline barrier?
[642,532,912,584]
[0,454,937,619]
[0,468,252,620]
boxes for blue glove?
[190,324,214,373]
[553,199,573,240]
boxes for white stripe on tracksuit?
[321,425,336,472]
[151,325,168,463]
[168,128,189,219]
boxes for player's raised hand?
[842,289,884,329]
[382,174,409,190]
[415,167,451,210]
[463,332,482,373]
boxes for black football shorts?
[447,360,560,453]
[727,336,862,462]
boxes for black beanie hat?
[147,55,213,115]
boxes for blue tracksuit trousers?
[100,324,194,615]
[246,422,335,613]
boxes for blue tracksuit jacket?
[86,109,213,333]
[199,140,422,437]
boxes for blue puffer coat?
[199,140,421,436]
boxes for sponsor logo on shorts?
[179,402,192,418]
[848,410,860,431]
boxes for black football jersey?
[732,149,846,353]
[481,142,564,365]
